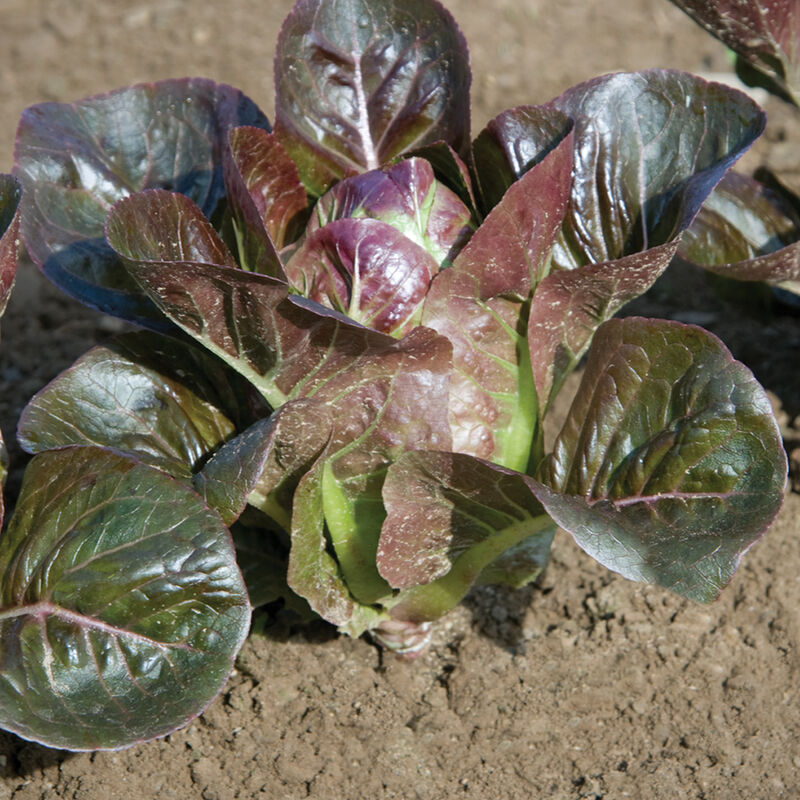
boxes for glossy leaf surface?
[379,451,554,622]
[225,126,306,277]
[0,447,250,750]
[526,70,766,409]
[14,79,269,324]
[679,170,800,294]
[670,0,800,105]
[194,400,332,526]
[16,331,265,477]
[535,317,787,602]
[274,0,471,196]
[422,133,573,468]
[305,157,473,265]
[286,217,440,336]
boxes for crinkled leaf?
[286,217,441,336]
[471,105,574,215]
[225,126,306,276]
[533,317,787,602]
[194,400,333,526]
[530,239,680,413]
[107,192,423,409]
[422,133,573,469]
[549,71,765,269]
[670,0,800,106]
[679,170,800,294]
[305,157,473,265]
[0,174,21,319]
[105,189,238,269]
[14,79,269,325]
[274,0,471,196]
[378,451,554,622]
[527,71,766,411]
[16,331,266,478]
[0,447,250,751]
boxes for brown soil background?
[1,0,800,798]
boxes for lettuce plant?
[1,0,789,751]
[668,0,800,298]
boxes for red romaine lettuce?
[1,0,788,751]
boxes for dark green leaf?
[0,447,249,751]
[17,332,250,478]
[679,170,800,295]
[274,0,471,196]
[14,79,269,325]
[534,317,787,602]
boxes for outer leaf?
[670,0,800,106]
[549,71,765,269]
[16,331,268,477]
[0,447,250,751]
[0,174,21,319]
[285,217,441,336]
[274,0,471,196]
[421,132,573,469]
[534,317,787,602]
[530,239,680,413]
[678,170,800,294]
[378,451,555,622]
[108,193,451,424]
[14,79,269,324]
[194,400,333,526]
[471,106,574,215]
[305,157,473,265]
[528,70,766,410]
[225,126,306,276]
[0,174,21,502]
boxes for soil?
[1,0,800,798]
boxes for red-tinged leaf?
[14,79,269,325]
[529,239,680,413]
[679,170,800,295]
[0,174,21,319]
[670,0,800,105]
[274,0,471,196]
[285,217,440,336]
[421,132,573,469]
[194,400,333,526]
[0,447,249,751]
[378,451,554,622]
[105,189,238,268]
[471,105,574,215]
[549,71,765,270]
[531,317,787,602]
[225,127,307,278]
[306,326,453,606]
[407,141,478,215]
[305,157,473,266]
